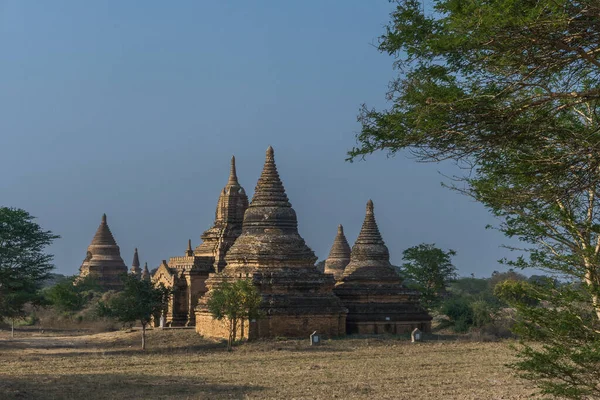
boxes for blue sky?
[1,1,518,276]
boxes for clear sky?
[1,1,519,277]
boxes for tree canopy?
[351,1,600,397]
[98,274,170,350]
[401,243,457,309]
[206,279,262,350]
[0,207,59,322]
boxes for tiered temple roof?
[79,214,128,290]
[196,146,347,339]
[334,200,432,334]
[324,225,351,280]
[195,156,249,272]
[152,157,248,327]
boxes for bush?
[440,297,474,332]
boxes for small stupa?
[324,225,351,280]
[78,214,128,290]
[130,248,142,279]
[195,155,249,272]
[334,200,432,334]
[141,262,151,282]
[196,146,347,339]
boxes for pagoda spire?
[132,248,140,268]
[91,213,118,246]
[227,155,239,186]
[130,248,142,278]
[342,199,396,280]
[141,262,151,281]
[250,146,290,208]
[186,239,193,256]
[354,200,385,248]
[324,224,351,280]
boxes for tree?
[98,274,170,350]
[0,207,59,337]
[44,275,101,313]
[206,279,262,351]
[350,1,600,397]
[488,269,527,292]
[401,243,457,309]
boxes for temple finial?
[132,248,140,268]
[186,239,193,256]
[141,262,151,281]
[250,145,289,207]
[228,155,239,185]
[102,213,107,223]
[366,199,374,213]
[338,224,344,234]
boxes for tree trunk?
[582,260,600,321]
[241,317,245,340]
[11,318,15,339]
[227,319,233,351]
[141,323,146,350]
[232,318,237,345]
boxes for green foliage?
[440,297,473,333]
[44,275,102,313]
[206,279,262,350]
[496,280,600,398]
[0,207,59,321]
[400,243,457,310]
[98,274,170,349]
[352,1,600,396]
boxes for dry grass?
[0,328,539,400]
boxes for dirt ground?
[0,328,539,400]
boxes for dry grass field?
[0,328,539,400]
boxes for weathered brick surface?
[324,225,351,281]
[152,157,248,327]
[196,311,345,339]
[334,201,432,333]
[196,147,347,340]
[78,214,128,290]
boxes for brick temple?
[78,148,432,338]
[152,156,249,326]
[195,146,347,339]
[78,214,128,290]
[333,200,432,334]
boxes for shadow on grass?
[0,334,229,357]
[0,373,264,400]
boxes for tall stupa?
[78,214,128,290]
[196,146,347,339]
[334,200,432,334]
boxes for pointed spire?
[327,224,351,259]
[354,199,384,247]
[186,239,193,256]
[250,146,290,207]
[141,262,151,281]
[343,199,394,280]
[227,155,239,186]
[325,224,351,280]
[91,213,118,246]
[132,248,140,267]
